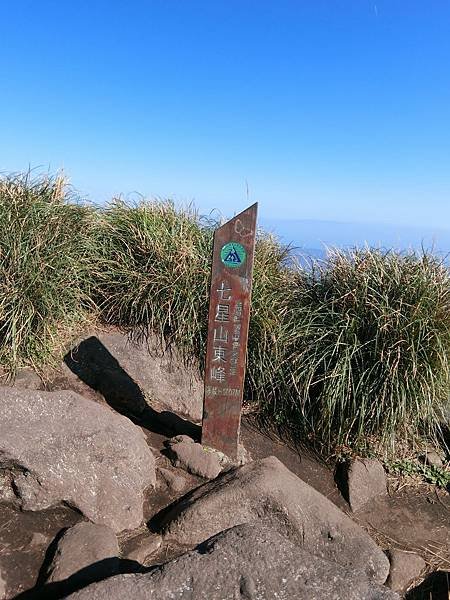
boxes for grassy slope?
[1,172,449,456]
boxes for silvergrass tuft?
[94,198,214,362]
[280,248,450,454]
[0,172,99,374]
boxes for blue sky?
[1,1,450,242]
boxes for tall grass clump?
[95,199,214,361]
[245,233,296,403]
[280,248,450,454]
[0,172,98,374]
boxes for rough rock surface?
[0,471,16,503]
[0,569,6,600]
[65,330,203,421]
[0,387,155,532]
[66,524,400,600]
[45,522,120,584]
[387,549,426,593]
[165,436,222,479]
[30,532,51,548]
[420,450,444,469]
[157,467,187,493]
[124,533,162,565]
[158,456,390,583]
[346,458,387,512]
[11,368,42,390]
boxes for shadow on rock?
[406,571,450,600]
[64,336,147,417]
[64,336,201,441]
[13,558,145,600]
[334,460,350,504]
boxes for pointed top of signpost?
[216,203,258,239]
[237,202,258,214]
[217,203,258,230]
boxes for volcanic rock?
[65,524,399,600]
[0,387,155,533]
[158,456,390,583]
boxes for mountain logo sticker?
[220,242,246,268]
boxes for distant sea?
[260,218,450,267]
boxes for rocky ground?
[0,327,449,599]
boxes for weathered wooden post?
[202,203,258,460]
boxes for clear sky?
[1,1,450,232]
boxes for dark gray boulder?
[45,522,120,584]
[157,467,187,493]
[11,368,42,390]
[123,532,162,565]
[159,456,390,583]
[346,459,387,512]
[419,450,444,469]
[0,387,155,532]
[165,436,222,479]
[387,549,426,593]
[65,524,400,600]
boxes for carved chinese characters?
[202,204,258,459]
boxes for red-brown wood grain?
[202,203,258,459]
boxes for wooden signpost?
[202,203,258,460]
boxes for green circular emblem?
[220,242,246,268]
